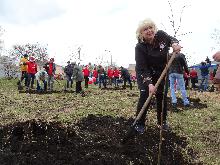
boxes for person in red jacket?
[44,58,56,91]
[113,67,120,88]
[93,67,98,85]
[107,67,114,86]
[26,56,37,90]
[189,68,198,89]
[82,65,90,88]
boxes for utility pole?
[78,47,81,60]
[105,49,112,66]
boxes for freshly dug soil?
[0,114,202,165]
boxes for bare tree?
[0,26,5,54]
[162,0,192,38]
[211,28,220,51]
[10,43,49,68]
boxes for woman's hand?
[172,43,182,53]
[148,84,156,94]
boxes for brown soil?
[0,114,202,165]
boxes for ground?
[0,97,207,164]
[0,79,219,165]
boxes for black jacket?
[120,67,130,79]
[135,30,178,88]
[169,53,189,74]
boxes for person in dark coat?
[72,62,84,94]
[168,52,190,108]
[120,66,132,90]
[64,61,74,89]
[134,18,181,133]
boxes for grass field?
[0,78,219,165]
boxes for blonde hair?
[136,18,157,42]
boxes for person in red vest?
[44,58,56,91]
[93,67,98,85]
[26,56,37,91]
[107,66,114,86]
[113,67,120,88]
[82,65,90,88]
[189,67,198,89]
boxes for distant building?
[128,64,136,76]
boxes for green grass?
[0,78,219,164]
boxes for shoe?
[172,103,178,112]
[184,103,194,108]
[134,123,145,134]
[172,103,177,108]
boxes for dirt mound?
[0,115,201,165]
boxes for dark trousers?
[37,80,47,91]
[113,77,119,87]
[27,73,35,89]
[76,81,82,93]
[84,76,89,88]
[98,74,106,88]
[191,77,197,89]
[66,74,73,88]
[136,77,168,125]
[18,71,28,87]
[123,77,132,90]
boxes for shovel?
[121,52,177,144]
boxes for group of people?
[63,62,134,91]
[17,55,56,92]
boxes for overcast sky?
[0,0,220,67]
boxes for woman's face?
[141,26,156,42]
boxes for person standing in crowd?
[107,66,114,86]
[26,56,38,91]
[17,54,29,89]
[44,58,56,91]
[183,71,189,89]
[35,68,48,92]
[198,59,211,92]
[189,67,198,89]
[82,65,90,88]
[168,52,190,109]
[98,65,107,88]
[134,18,181,133]
[93,67,98,85]
[120,66,132,90]
[64,61,74,89]
[113,67,120,88]
[72,62,84,94]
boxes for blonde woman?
[134,18,182,133]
